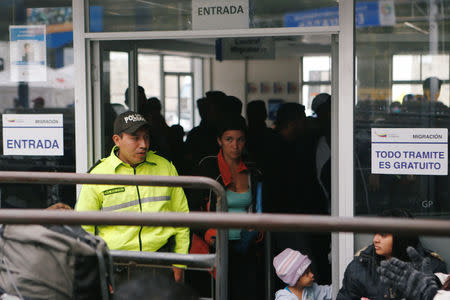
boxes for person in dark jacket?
[191,115,264,300]
[184,91,226,174]
[191,117,263,214]
[337,209,447,300]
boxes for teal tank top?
[226,189,251,240]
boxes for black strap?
[88,159,103,173]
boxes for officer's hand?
[172,267,183,282]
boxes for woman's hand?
[205,229,217,247]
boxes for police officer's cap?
[113,111,149,135]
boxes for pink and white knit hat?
[273,248,312,286]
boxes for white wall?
[246,58,300,104]
[211,59,245,101]
[211,58,300,116]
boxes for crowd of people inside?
[70,86,335,299]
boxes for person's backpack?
[0,224,114,300]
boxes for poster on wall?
[268,99,284,121]
[260,82,271,94]
[9,25,46,82]
[2,114,63,156]
[192,0,249,30]
[371,128,448,175]
[247,82,258,94]
[287,82,298,94]
[273,82,284,94]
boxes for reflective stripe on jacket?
[76,147,190,254]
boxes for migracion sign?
[371,128,448,175]
[2,114,63,156]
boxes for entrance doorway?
[90,35,336,299]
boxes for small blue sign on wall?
[285,0,395,28]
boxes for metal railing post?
[215,186,228,300]
[265,232,272,300]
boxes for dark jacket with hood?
[337,244,447,300]
[187,152,263,248]
[190,153,263,214]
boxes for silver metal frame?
[110,251,216,269]
[0,171,227,300]
[73,0,89,173]
[330,33,340,298]
[0,209,447,236]
[190,58,195,126]
[335,0,355,293]
[74,2,356,293]
[92,41,102,161]
[85,27,339,41]
[161,55,165,114]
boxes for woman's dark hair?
[379,208,420,262]
[216,115,247,138]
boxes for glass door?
[164,73,194,130]
[101,48,130,157]
[92,41,135,158]
[90,36,338,299]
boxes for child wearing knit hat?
[273,248,332,300]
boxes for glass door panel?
[138,52,161,99]
[180,75,193,131]
[91,35,336,299]
[100,47,129,156]
[164,75,179,126]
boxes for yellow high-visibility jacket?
[76,147,190,254]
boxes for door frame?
[73,0,355,296]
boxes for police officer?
[76,111,189,282]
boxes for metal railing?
[0,171,228,300]
[0,172,449,299]
[0,209,448,235]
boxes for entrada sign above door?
[192,0,249,30]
